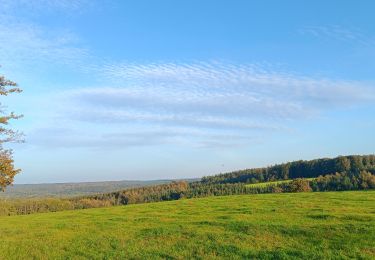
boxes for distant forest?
[0,180,174,198]
[1,155,374,216]
[201,154,375,184]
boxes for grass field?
[245,178,316,188]
[0,191,374,259]
[245,179,292,188]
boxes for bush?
[287,179,312,192]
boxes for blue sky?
[1,0,375,184]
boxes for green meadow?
[245,179,292,188]
[0,191,374,259]
[245,178,316,188]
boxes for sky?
[1,0,375,184]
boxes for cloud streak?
[100,61,375,103]
[0,0,89,12]
[2,3,374,151]
[0,0,90,70]
[0,20,88,68]
[30,61,373,149]
[299,25,375,47]
[25,126,260,150]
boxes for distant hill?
[0,155,373,216]
[4,155,373,200]
[0,179,199,198]
[82,154,375,207]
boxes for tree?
[335,156,351,172]
[0,72,22,191]
[287,178,312,192]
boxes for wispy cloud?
[299,25,375,46]
[0,0,90,12]
[28,61,373,149]
[94,61,375,111]
[25,126,261,150]
[0,21,88,67]
[2,2,374,151]
[0,0,90,69]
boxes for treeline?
[83,181,189,205]
[311,171,375,191]
[0,180,172,199]
[245,171,375,194]
[201,155,375,184]
[0,155,374,216]
[68,155,375,205]
[0,182,251,216]
[2,170,373,216]
[0,197,112,216]
[0,182,188,216]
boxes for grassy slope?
[0,191,374,259]
[245,178,316,188]
[245,179,292,188]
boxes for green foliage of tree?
[0,72,23,191]
[335,156,351,172]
